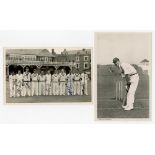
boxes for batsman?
[113,57,139,111]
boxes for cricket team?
[9,67,89,98]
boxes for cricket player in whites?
[9,71,16,97]
[66,70,74,95]
[113,57,139,111]
[23,67,31,96]
[52,70,60,95]
[38,70,46,96]
[59,69,67,95]
[45,70,52,95]
[73,70,81,95]
[16,70,23,97]
[80,71,89,95]
[31,69,39,96]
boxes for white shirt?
[9,75,16,84]
[59,73,67,82]
[23,72,31,81]
[120,62,137,75]
[67,74,74,82]
[31,73,38,81]
[74,73,80,81]
[81,73,88,83]
[39,75,46,82]
[16,74,23,82]
[45,74,52,84]
[52,74,59,82]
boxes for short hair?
[113,57,120,64]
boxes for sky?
[95,32,152,64]
[47,47,85,54]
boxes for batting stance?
[113,57,139,111]
[23,67,31,96]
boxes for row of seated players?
[9,67,89,97]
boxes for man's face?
[26,68,29,72]
[47,70,50,74]
[18,70,21,74]
[34,70,37,74]
[41,71,44,75]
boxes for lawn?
[97,67,150,119]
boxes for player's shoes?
[122,105,127,109]
[124,106,134,111]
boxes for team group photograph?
[5,48,92,103]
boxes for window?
[84,56,89,61]
[84,62,89,69]
[76,63,80,68]
[76,56,80,61]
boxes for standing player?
[16,70,23,97]
[52,70,60,96]
[73,70,81,95]
[45,70,52,95]
[59,69,67,95]
[9,71,16,97]
[66,70,74,95]
[31,69,39,96]
[113,57,139,111]
[38,70,46,96]
[23,67,31,96]
[80,71,89,95]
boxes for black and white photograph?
[95,32,151,119]
[4,48,92,103]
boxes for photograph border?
[3,46,93,105]
[94,31,152,122]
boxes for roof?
[140,59,149,63]
[5,49,55,57]
[61,49,91,55]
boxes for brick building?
[5,48,91,78]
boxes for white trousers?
[23,82,31,96]
[9,83,16,97]
[53,82,59,95]
[39,82,45,95]
[80,82,88,95]
[126,74,139,108]
[74,81,80,95]
[31,82,38,96]
[60,82,66,95]
[45,83,52,95]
